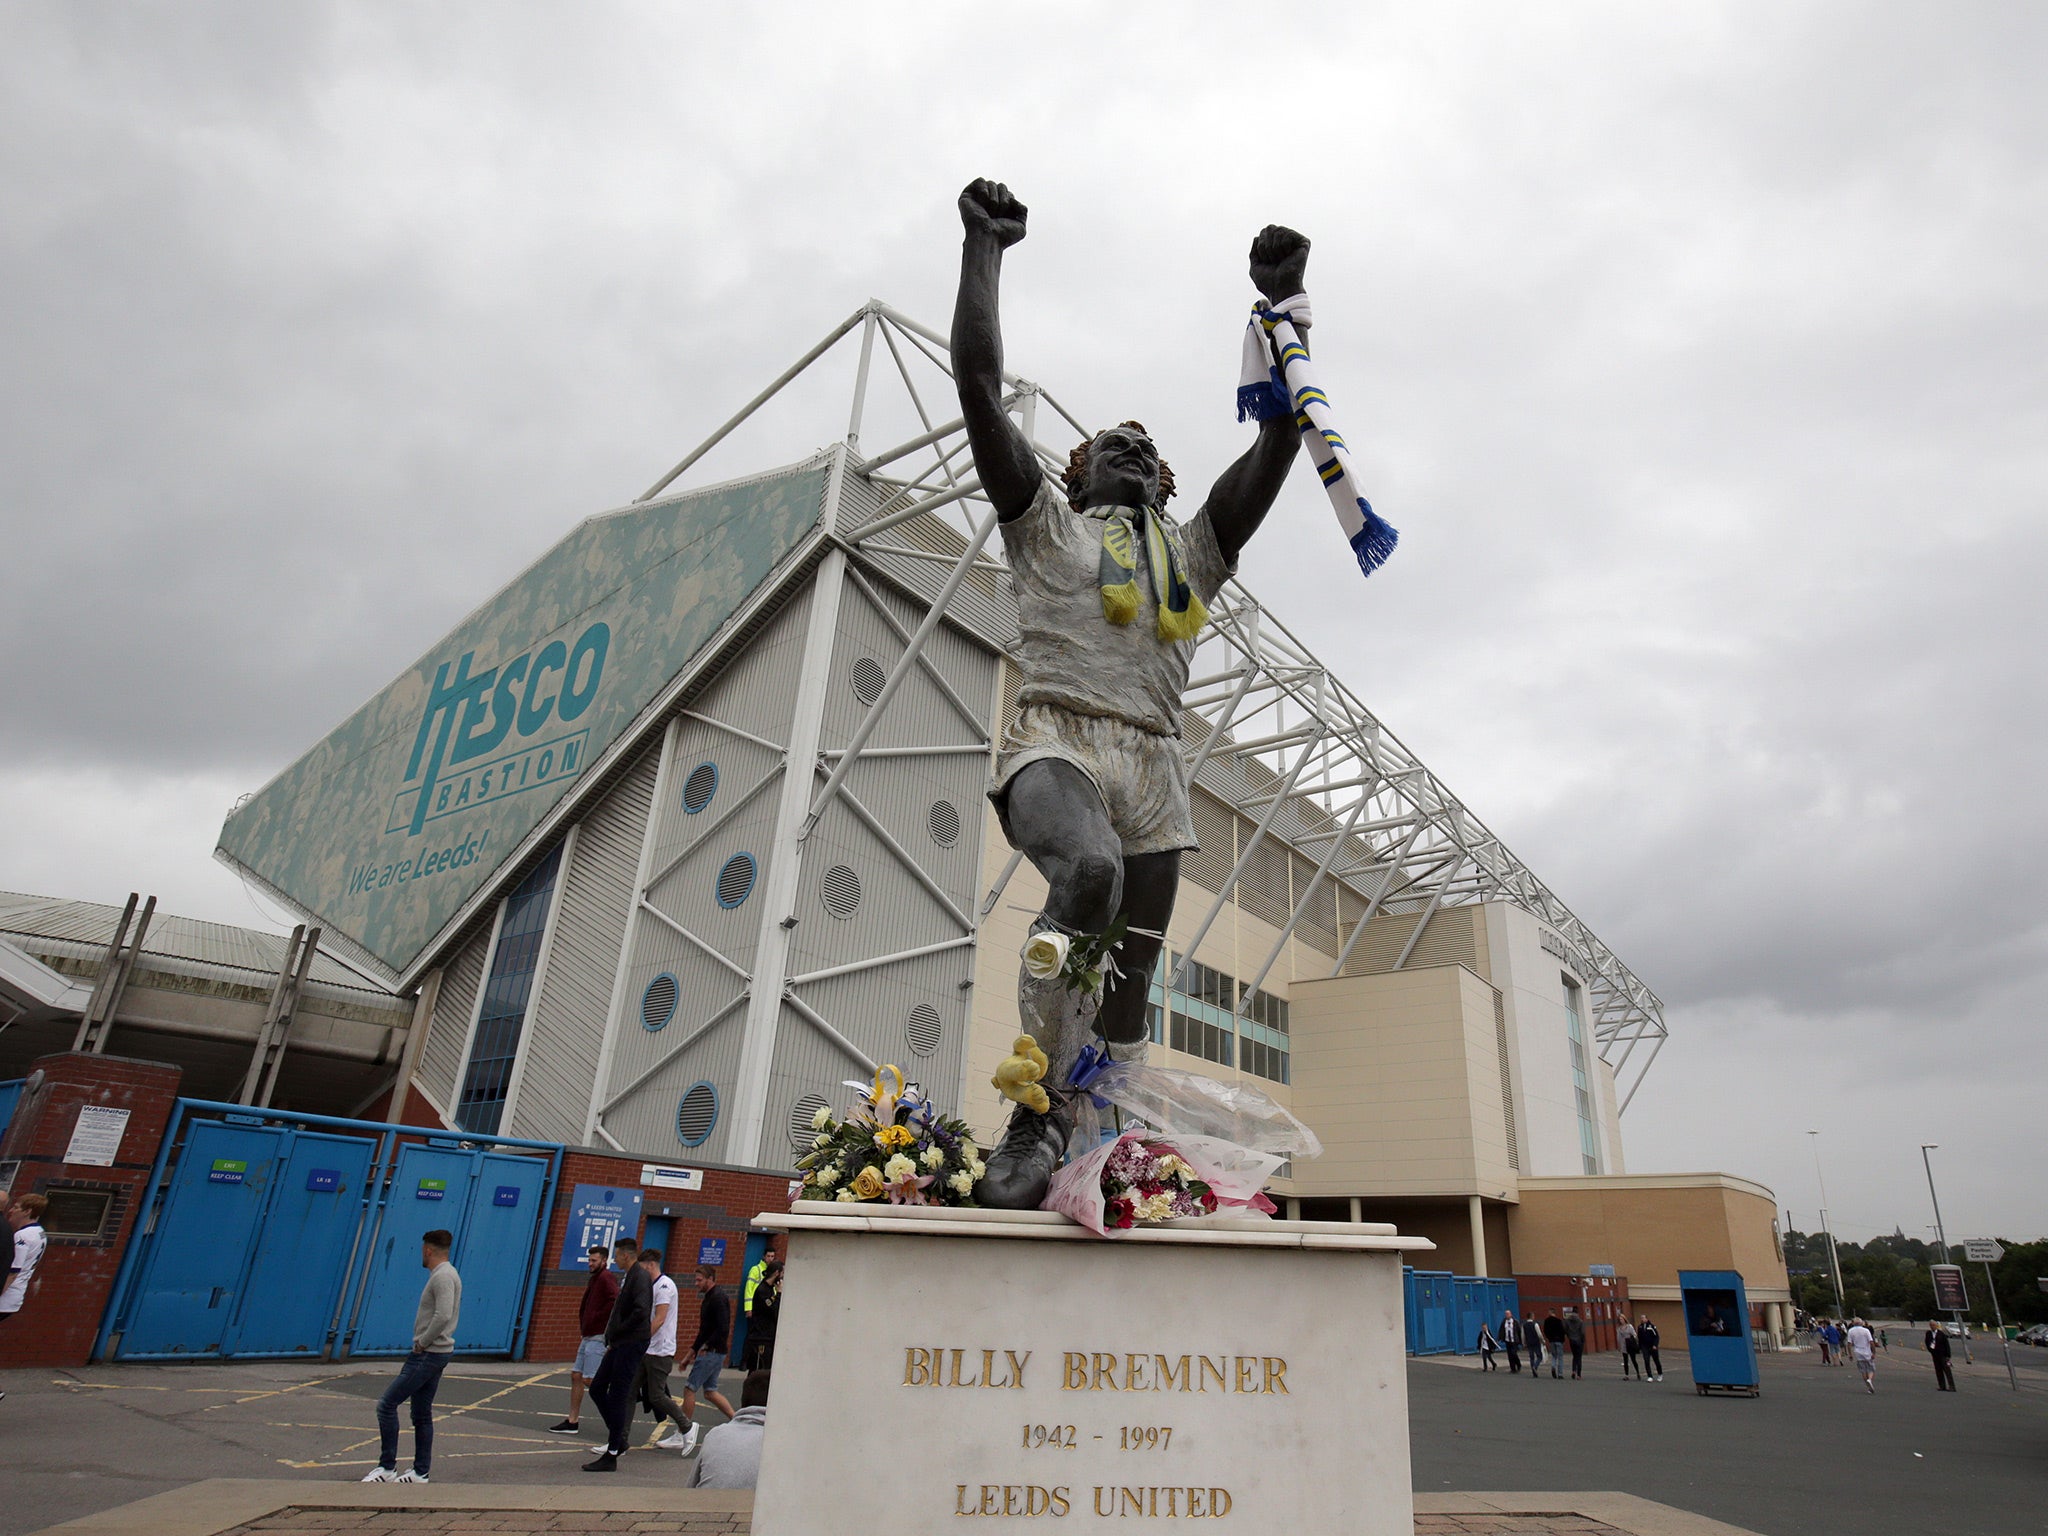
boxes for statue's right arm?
[952,179,1040,524]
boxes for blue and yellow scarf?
[1095,506,1206,643]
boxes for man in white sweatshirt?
[363,1229,462,1484]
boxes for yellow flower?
[873,1123,916,1151]
[992,1034,1051,1115]
[850,1165,887,1201]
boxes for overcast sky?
[4,4,2042,1244]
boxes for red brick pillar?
[0,1052,182,1367]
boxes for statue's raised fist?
[960,179,1028,248]
[1249,224,1310,304]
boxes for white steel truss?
[637,300,1669,1113]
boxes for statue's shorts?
[989,701,1196,858]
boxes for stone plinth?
[750,1201,1431,1533]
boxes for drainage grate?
[851,657,887,705]
[716,853,757,908]
[928,799,960,847]
[789,1093,832,1152]
[820,864,862,917]
[676,1082,719,1147]
[682,762,718,814]
[906,1003,944,1056]
[642,973,679,1031]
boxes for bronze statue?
[951,178,1313,1208]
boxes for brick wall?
[524,1148,791,1364]
[0,1052,183,1368]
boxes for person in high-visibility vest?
[744,1255,769,1317]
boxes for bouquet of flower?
[1044,1118,1286,1237]
[794,1065,986,1208]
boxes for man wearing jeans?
[582,1236,652,1471]
[675,1265,736,1454]
[362,1230,461,1484]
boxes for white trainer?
[395,1468,430,1484]
[680,1422,702,1454]
[360,1466,398,1483]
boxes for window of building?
[1147,953,1291,1084]
[455,844,564,1136]
[1563,974,1600,1174]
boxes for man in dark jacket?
[675,1265,737,1455]
[1926,1322,1956,1391]
[1541,1311,1566,1378]
[549,1244,620,1435]
[1523,1315,1541,1384]
[1562,1308,1586,1379]
[744,1258,782,1371]
[582,1237,652,1471]
[1638,1315,1663,1380]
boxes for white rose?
[813,1166,840,1189]
[812,1104,834,1131]
[949,1168,975,1195]
[883,1153,918,1184]
[834,1186,858,1203]
[813,1133,832,1149]
[921,1146,947,1170]
[969,1158,987,1180]
[1137,1192,1176,1223]
[1022,930,1071,980]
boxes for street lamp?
[1807,1131,1846,1316]
[1921,1143,1971,1362]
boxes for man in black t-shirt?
[675,1265,736,1455]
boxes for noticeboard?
[1931,1264,1969,1312]
[558,1183,644,1270]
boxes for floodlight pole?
[1920,1144,1972,1363]
[1807,1130,1846,1316]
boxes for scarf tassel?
[1236,370,1292,424]
[1348,499,1400,577]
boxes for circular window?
[788,1093,832,1153]
[642,973,679,1031]
[676,1082,719,1147]
[928,799,960,847]
[820,864,861,917]
[682,762,718,814]
[716,852,757,908]
[906,1003,944,1057]
[850,657,887,705]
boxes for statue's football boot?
[978,1092,1078,1210]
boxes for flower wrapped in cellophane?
[1043,1128,1284,1236]
[793,1065,986,1208]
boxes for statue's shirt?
[1000,478,1232,736]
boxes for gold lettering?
[1092,1352,1118,1391]
[1026,1486,1049,1517]
[1148,1487,1159,1517]
[1124,1353,1150,1392]
[1157,1354,1190,1392]
[905,1348,932,1387]
[1235,1355,1257,1393]
[979,1486,999,1516]
[981,1348,997,1388]
[1263,1356,1288,1394]
[1120,1488,1144,1517]
[1189,1487,1208,1517]
[1211,1487,1233,1516]
[954,1484,971,1516]
[1006,1350,1031,1389]
[950,1348,976,1388]
[1165,1486,1181,1517]
[1064,1352,1089,1391]
[1050,1488,1071,1517]
[1094,1487,1114,1517]
[1003,1486,1022,1517]
[1199,1356,1226,1393]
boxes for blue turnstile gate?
[102,1100,560,1362]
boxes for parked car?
[2017,1324,2048,1347]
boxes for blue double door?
[116,1118,551,1361]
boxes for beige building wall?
[1286,965,1517,1202]
[1509,1174,1791,1346]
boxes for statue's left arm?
[1203,225,1312,563]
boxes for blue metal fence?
[97,1098,562,1363]
[1405,1267,1520,1355]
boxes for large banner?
[218,462,830,982]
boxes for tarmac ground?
[1,1338,2042,1536]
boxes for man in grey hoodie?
[687,1369,769,1489]
[362,1229,462,1484]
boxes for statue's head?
[1063,421,1176,513]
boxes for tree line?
[1782,1229,2048,1326]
